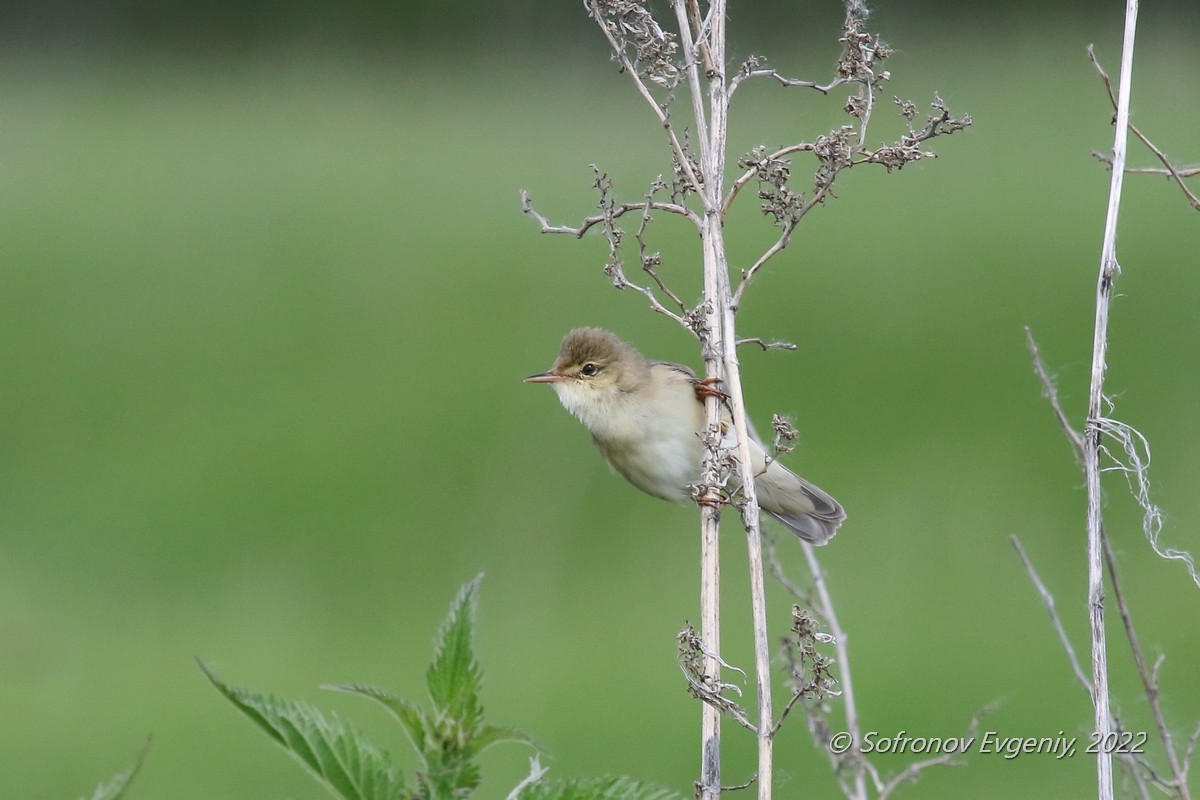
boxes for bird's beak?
[524,371,567,384]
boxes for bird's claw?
[696,491,727,509]
[694,377,730,402]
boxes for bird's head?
[525,327,649,409]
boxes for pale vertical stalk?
[1085,3,1138,799]
[698,234,724,800]
[697,2,775,796]
[676,1,723,795]
[718,268,775,798]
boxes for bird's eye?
[580,363,600,377]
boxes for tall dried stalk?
[1084,2,1139,797]
[524,2,968,796]
[1021,4,1200,794]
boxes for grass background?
[2,5,1199,798]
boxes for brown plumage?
[527,328,845,544]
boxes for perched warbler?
[526,327,845,544]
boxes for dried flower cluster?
[589,0,680,90]
[865,95,973,172]
[738,147,806,228]
[781,606,839,702]
[770,414,799,458]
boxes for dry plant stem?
[1103,533,1193,800]
[519,191,701,236]
[1011,535,1093,693]
[1085,4,1139,798]
[698,494,723,800]
[732,185,832,309]
[679,2,777,794]
[1116,164,1200,177]
[669,0,725,793]
[723,143,815,221]
[719,287,776,799]
[668,0,776,794]
[1011,535,1161,800]
[578,2,728,793]
[1088,46,1200,212]
[728,69,846,99]
[801,543,867,800]
[1026,331,1195,798]
[1024,327,1086,458]
[568,4,964,797]
[585,4,704,195]
[737,338,797,351]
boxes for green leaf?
[78,738,151,800]
[425,573,484,729]
[200,661,407,800]
[323,682,430,755]
[467,723,537,757]
[517,776,687,800]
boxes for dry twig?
[1088,45,1200,212]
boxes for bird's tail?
[756,462,846,545]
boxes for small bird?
[526,327,845,544]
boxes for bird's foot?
[695,491,728,510]
[694,377,730,402]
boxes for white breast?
[552,371,705,503]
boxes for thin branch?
[634,181,690,314]
[585,1,706,197]
[521,183,696,326]
[737,337,797,351]
[1025,327,1086,460]
[1011,535,1094,693]
[684,0,716,79]
[1103,534,1193,800]
[723,143,815,220]
[672,0,713,204]
[1089,45,1200,212]
[1091,156,1200,179]
[731,221,798,309]
[727,59,848,100]
[1184,723,1200,786]
[800,542,867,800]
[1028,323,1197,796]
[732,183,833,309]
[875,742,969,800]
[768,690,806,739]
[1011,536,1162,799]
[722,776,758,793]
[521,189,700,237]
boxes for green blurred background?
[2,1,1199,797]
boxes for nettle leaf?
[324,683,430,754]
[517,776,688,800]
[330,578,534,800]
[426,573,484,730]
[78,739,151,800]
[468,723,537,758]
[201,662,408,800]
